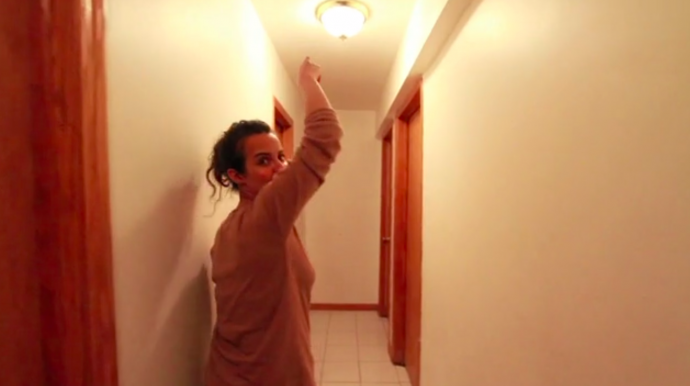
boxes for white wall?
[376,0,448,132]
[306,110,382,304]
[421,0,690,385]
[106,0,302,385]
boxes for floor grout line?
[314,310,407,385]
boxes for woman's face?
[229,133,288,196]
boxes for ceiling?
[251,0,418,110]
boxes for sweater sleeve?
[250,108,343,237]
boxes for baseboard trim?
[310,303,379,311]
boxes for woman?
[204,57,342,386]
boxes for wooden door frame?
[387,81,423,367]
[403,95,423,386]
[273,97,295,158]
[378,132,393,317]
[29,0,119,385]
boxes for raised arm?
[301,59,331,115]
[250,57,343,237]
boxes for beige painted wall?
[106,0,302,385]
[376,0,448,131]
[306,110,382,304]
[421,0,690,385]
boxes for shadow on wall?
[134,266,213,386]
[115,180,213,386]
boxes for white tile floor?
[310,310,411,386]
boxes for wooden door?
[390,118,409,365]
[405,109,423,386]
[389,83,423,371]
[274,97,294,159]
[378,132,393,317]
[280,126,294,158]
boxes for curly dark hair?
[205,119,273,202]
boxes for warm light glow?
[316,1,369,40]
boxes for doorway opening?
[378,131,393,318]
[274,97,294,158]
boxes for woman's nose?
[274,159,288,173]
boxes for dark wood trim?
[273,97,295,159]
[33,0,119,385]
[273,96,294,130]
[404,86,424,386]
[399,80,422,121]
[310,304,379,311]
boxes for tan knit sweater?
[205,108,343,386]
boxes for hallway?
[311,311,411,385]
[3,0,690,385]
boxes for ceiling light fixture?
[316,0,370,40]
